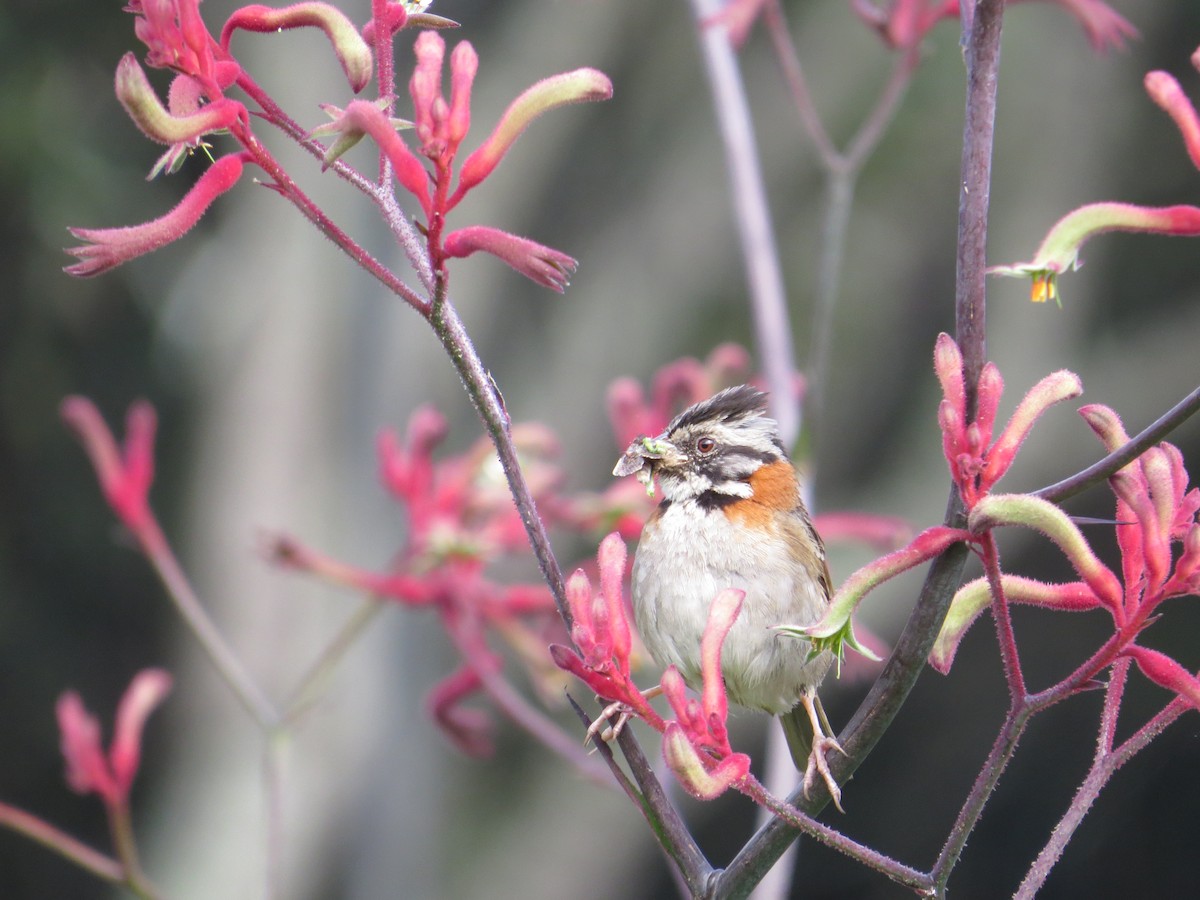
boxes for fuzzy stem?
[734,776,933,894]
[0,802,157,896]
[616,727,716,895]
[955,0,1004,396]
[235,123,428,311]
[1013,659,1130,899]
[980,533,1026,699]
[931,702,1031,894]
[106,798,153,897]
[137,518,279,730]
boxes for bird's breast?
[631,499,830,714]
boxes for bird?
[613,384,844,809]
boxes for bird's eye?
[695,436,717,455]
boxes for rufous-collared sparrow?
[614,384,844,808]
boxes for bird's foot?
[800,691,847,812]
[802,734,846,813]
[584,700,633,746]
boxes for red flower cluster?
[57,670,172,809]
[315,29,611,291]
[273,406,569,756]
[551,536,754,800]
[934,333,1081,510]
[928,344,1200,714]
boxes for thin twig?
[428,295,569,624]
[138,520,279,730]
[689,0,799,444]
[1036,383,1200,504]
[930,702,1030,894]
[1013,659,1129,900]
[0,803,125,885]
[980,533,1025,699]
[735,777,933,894]
[283,597,386,725]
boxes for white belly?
[632,499,830,715]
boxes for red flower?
[64,153,247,276]
[934,333,1081,509]
[934,400,1200,715]
[316,30,611,291]
[57,670,173,807]
[128,0,240,99]
[59,397,159,534]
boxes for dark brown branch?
[1036,383,1200,504]
[714,1,1008,891]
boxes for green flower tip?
[991,202,1200,305]
[776,619,881,677]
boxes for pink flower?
[317,30,611,290]
[1124,645,1200,711]
[1145,68,1200,171]
[425,664,495,758]
[550,534,665,725]
[934,333,1081,508]
[450,65,613,205]
[854,0,1135,54]
[312,99,431,214]
[659,589,754,799]
[361,1,409,44]
[992,48,1200,305]
[932,401,1200,716]
[443,227,577,293]
[271,405,567,753]
[60,397,159,534]
[990,203,1200,305]
[115,52,246,151]
[128,0,239,99]
[57,669,173,807]
[219,3,372,93]
[64,153,246,276]
[1079,405,1200,616]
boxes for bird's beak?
[613,434,681,496]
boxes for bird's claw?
[584,700,633,747]
[802,734,846,813]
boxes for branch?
[1013,659,1131,899]
[1036,382,1200,503]
[0,803,125,886]
[689,0,799,444]
[955,0,1006,393]
[717,5,1008,888]
[427,293,570,626]
[617,727,715,895]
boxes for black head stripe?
[668,385,769,433]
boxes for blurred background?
[3,0,1200,897]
